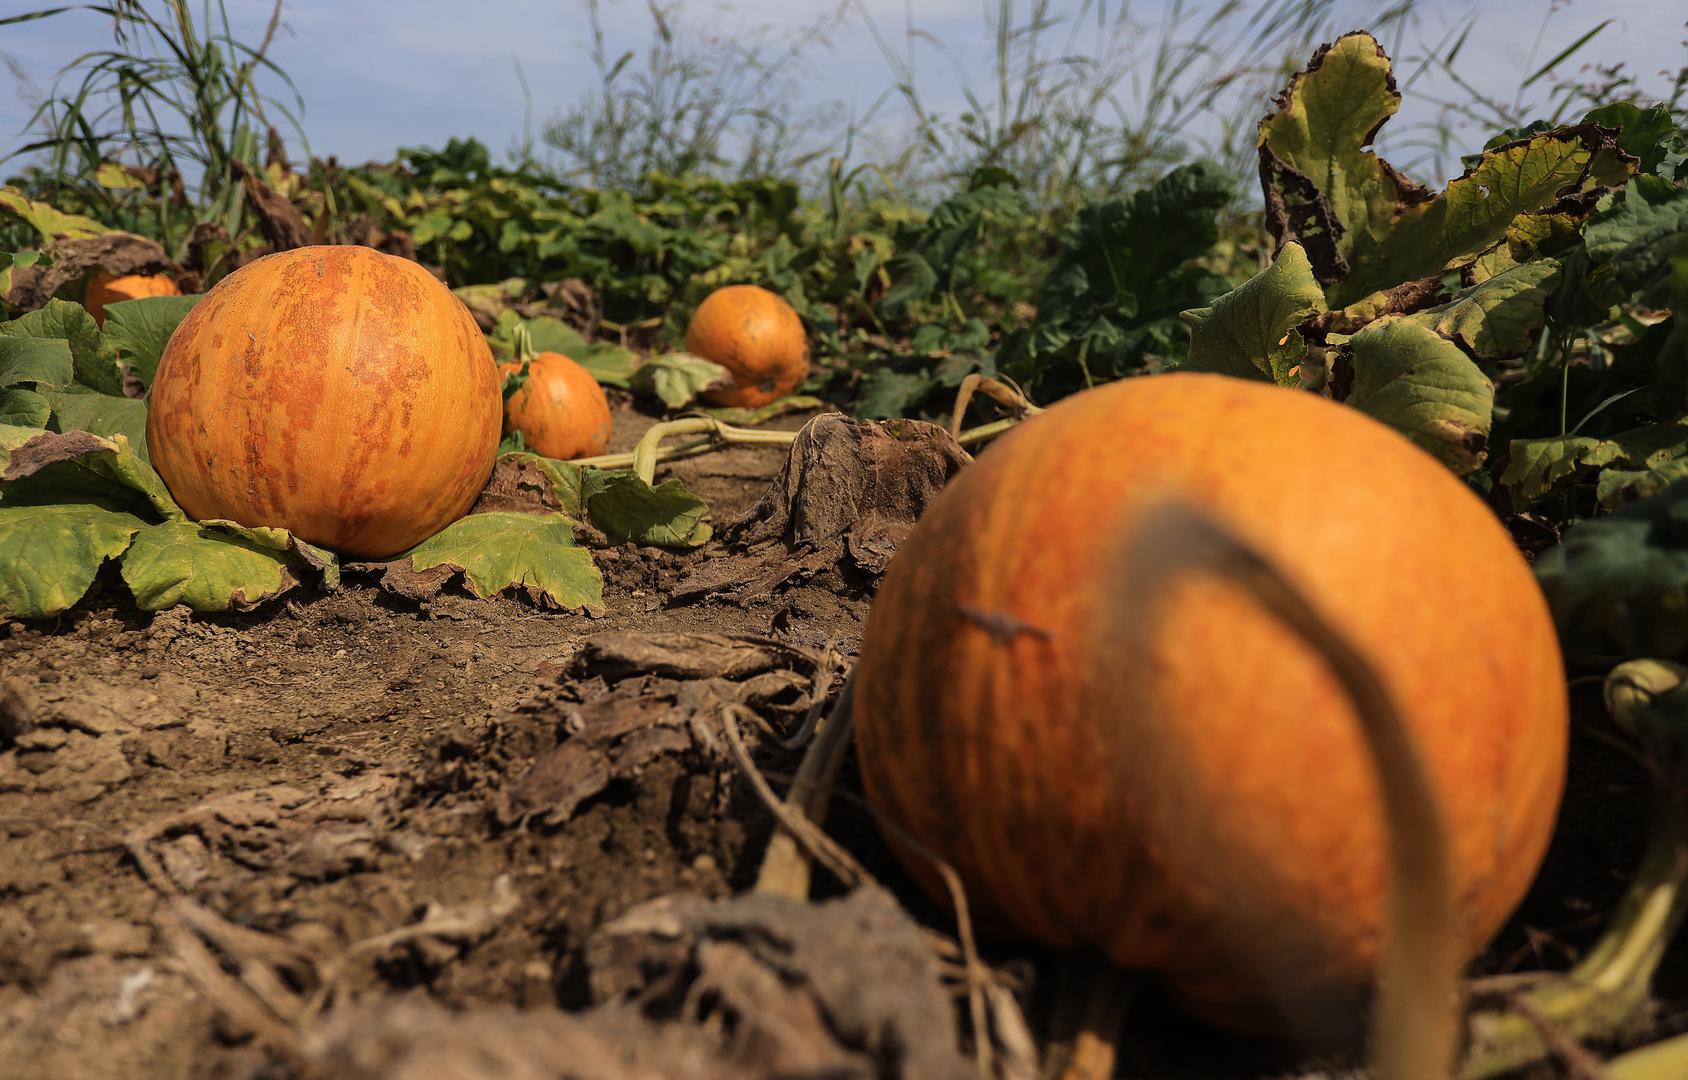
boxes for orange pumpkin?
[684,284,809,408]
[497,352,612,460]
[146,246,501,559]
[85,270,181,326]
[853,373,1567,1034]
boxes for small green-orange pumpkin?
[853,373,1568,1034]
[497,352,612,460]
[684,284,809,408]
[146,246,501,559]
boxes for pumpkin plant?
[852,373,1569,1040]
[146,245,502,559]
[685,284,810,408]
[1181,32,1639,477]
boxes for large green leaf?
[629,351,728,409]
[1181,242,1326,384]
[42,388,150,461]
[0,503,145,619]
[0,335,72,389]
[1260,32,1628,308]
[483,452,711,549]
[1404,260,1561,360]
[578,343,639,388]
[401,511,604,610]
[1534,479,1688,662]
[1503,421,1688,504]
[0,429,178,520]
[1582,177,1688,306]
[0,389,50,429]
[100,294,201,387]
[583,471,712,547]
[0,188,110,244]
[489,311,587,359]
[120,519,301,612]
[0,300,114,394]
[1346,318,1495,473]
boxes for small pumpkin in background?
[684,284,808,408]
[85,270,180,326]
[497,330,612,460]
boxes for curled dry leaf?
[674,414,970,601]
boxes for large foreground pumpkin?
[146,246,501,558]
[853,373,1567,1035]
[684,284,809,408]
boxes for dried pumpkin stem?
[949,374,1044,436]
[755,676,857,900]
[1118,499,1459,1080]
[572,413,1028,480]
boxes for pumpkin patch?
[4,13,1687,1080]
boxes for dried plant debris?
[580,887,973,1080]
[675,414,969,601]
[421,631,825,829]
[312,888,971,1080]
[3,232,178,311]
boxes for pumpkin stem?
[1115,499,1460,1080]
[511,322,538,367]
[948,374,1044,437]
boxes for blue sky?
[3,0,1684,185]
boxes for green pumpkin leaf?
[0,502,145,619]
[1260,32,1629,308]
[1582,177,1688,306]
[100,294,202,388]
[1346,318,1494,474]
[582,470,712,548]
[41,387,150,461]
[1402,259,1561,360]
[629,351,729,409]
[1502,421,1688,504]
[401,511,604,610]
[488,311,587,360]
[0,428,179,520]
[0,188,111,244]
[1534,479,1688,662]
[1181,242,1326,384]
[0,388,50,429]
[120,519,302,612]
[854,367,933,419]
[0,300,114,394]
[1597,458,1688,510]
[579,343,639,388]
[0,335,72,389]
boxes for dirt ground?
[1,399,1682,1080]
